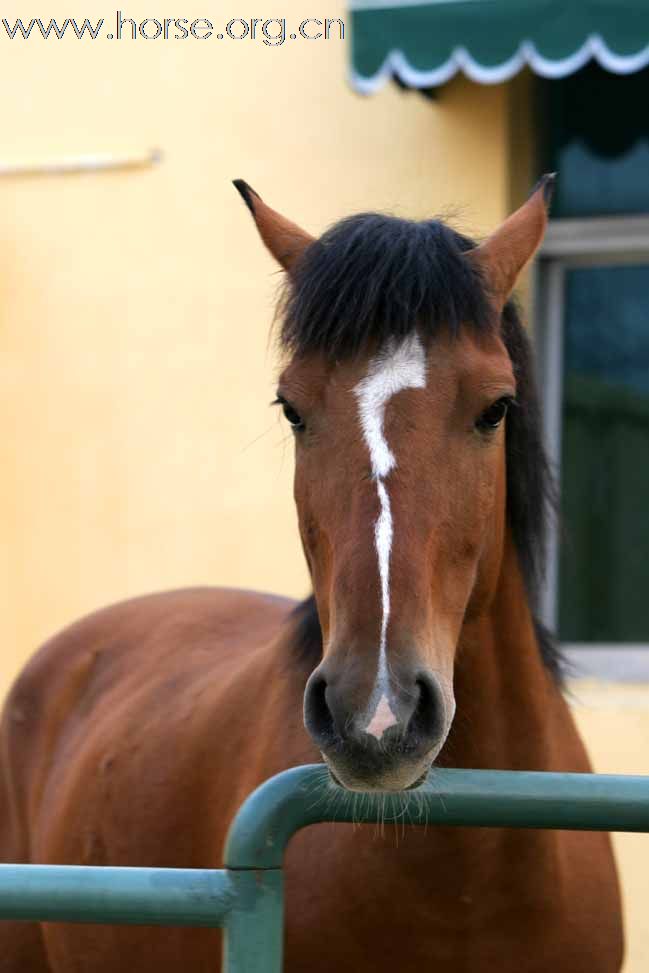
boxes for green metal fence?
[1,764,649,970]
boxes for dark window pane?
[556,139,649,218]
[559,265,649,641]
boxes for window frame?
[534,215,649,679]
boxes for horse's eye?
[282,401,305,430]
[476,397,512,432]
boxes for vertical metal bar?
[535,256,566,631]
[222,869,284,973]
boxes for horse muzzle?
[303,665,454,791]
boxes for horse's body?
[0,179,624,970]
[0,576,622,971]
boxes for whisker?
[239,423,276,454]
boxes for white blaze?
[365,694,398,741]
[353,333,427,737]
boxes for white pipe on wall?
[0,148,162,177]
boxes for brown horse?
[0,178,623,971]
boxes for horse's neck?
[446,532,564,772]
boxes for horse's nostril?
[303,673,335,747]
[407,673,445,744]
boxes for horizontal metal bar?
[224,765,649,869]
[0,865,234,926]
[541,214,649,259]
[3,768,649,929]
[0,149,161,178]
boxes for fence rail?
[1,765,649,970]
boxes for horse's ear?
[468,173,555,308]
[233,179,315,273]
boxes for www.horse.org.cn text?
[1,12,346,45]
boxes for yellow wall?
[0,0,509,684]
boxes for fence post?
[222,869,284,973]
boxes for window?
[535,66,649,664]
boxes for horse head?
[236,176,553,791]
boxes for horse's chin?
[323,754,434,793]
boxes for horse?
[0,176,624,971]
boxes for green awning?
[350,0,649,93]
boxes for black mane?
[280,213,493,357]
[281,213,561,680]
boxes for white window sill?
[564,646,649,683]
